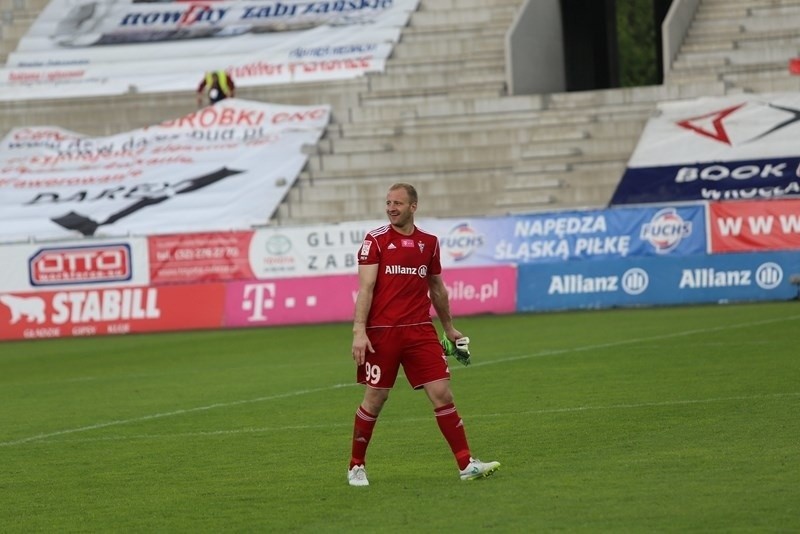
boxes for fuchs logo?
[640,208,692,254]
[441,223,484,261]
[29,244,132,286]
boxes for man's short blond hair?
[389,183,418,205]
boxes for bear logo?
[0,294,47,324]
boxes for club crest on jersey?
[418,241,425,252]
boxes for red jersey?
[357,224,442,328]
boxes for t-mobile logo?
[241,282,319,322]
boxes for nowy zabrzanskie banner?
[0,0,419,100]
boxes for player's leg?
[405,325,500,480]
[349,329,401,486]
[423,380,501,480]
[350,386,389,469]
[421,379,473,471]
[348,387,389,487]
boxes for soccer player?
[347,182,500,486]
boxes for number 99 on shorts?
[365,362,382,385]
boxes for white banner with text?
[1,0,419,100]
[0,99,330,242]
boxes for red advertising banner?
[149,232,255,284]
[710,199,800,253]
[0,283,225,341]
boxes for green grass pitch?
[1,301,798,532]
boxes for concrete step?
[341,98,653,140]
[681,41,737,54]
[400,22,509,41]
[694,6,750,20]
[419,0,523,10]
[684,27,800,46]
[389,33,505,63]
[290,172,563,204]
[349,93,544,123]
[544,82,728,109]
[663,70,722,84]
[721,66,795,83]
[692,14,800,32]
[367,65,506,91]
[339,109,596,140]
[736,34,800,49]
[686,25,744,41]
[304,136,635,180]
[669,60,788,82]
[280,187,556,223]
[355,86,510,114]
[725,74,800,93]
[324,127,591,155]
[408,5,517,28]
[673,45,800,68]
[0,77,368,134]
[281,162,627,224]
[749,2,800,17]
[703,0,800,5]
[300,159,515,186]
[307,143,524,173]
[363,80,507,102]
[9,0,49,12]
[384,54,503,75]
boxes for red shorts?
[357,323,450,390]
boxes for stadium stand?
[1,0,799,226]
[666,0,800,93]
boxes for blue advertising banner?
[611,156,800,205]
[421,204,707,267]
[517,251,800,312]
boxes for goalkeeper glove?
[441,335,471,366]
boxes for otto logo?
[29,244,132,286]
[441,223,484,261]
[640,208,693,254]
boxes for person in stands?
[196,70,235,107]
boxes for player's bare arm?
[429,274,463,342]
[352,263,379,365]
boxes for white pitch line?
[471,314,800,368]
[10,392,800,446]
[2,314,798,448]
[0,383,356,448]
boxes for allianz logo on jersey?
[384,264,428,278]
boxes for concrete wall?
[506,0,566,95]
[661,0,701,77]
